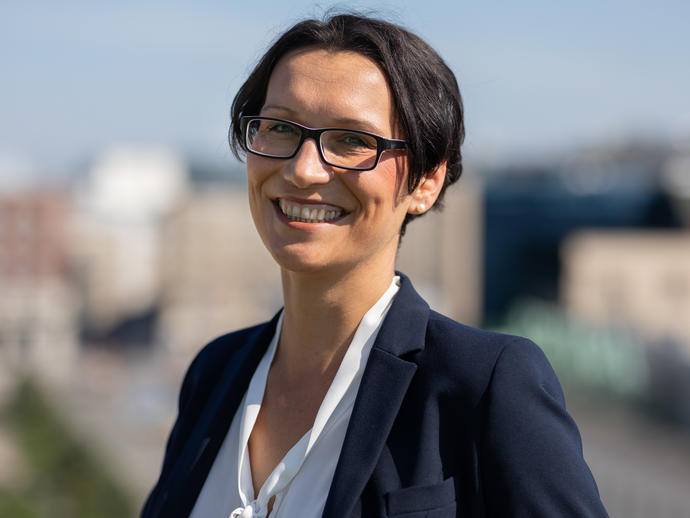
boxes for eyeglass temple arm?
[382,139,407,150]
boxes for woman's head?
[230,13,464,235]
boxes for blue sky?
[2,1,689,174]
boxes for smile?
[277,199,345,223]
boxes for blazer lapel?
[322,274,430,518]
[155,312,281,518]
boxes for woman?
[143,13,608,518]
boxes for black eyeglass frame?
[240,116,407,172]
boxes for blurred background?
[1,1,689,516]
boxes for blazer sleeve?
[480,337,609,517]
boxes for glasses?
[240,116,407,171]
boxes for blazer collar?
[323,272,430,518]
[371,271,430,357]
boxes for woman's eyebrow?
[328,117,383,134]
[260,104,294,115]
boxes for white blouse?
[189,276,401,518]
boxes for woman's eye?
[267,123,296,134]
[340,133,376,149]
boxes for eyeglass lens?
[245,119,380,170]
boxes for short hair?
[229,13,464,234]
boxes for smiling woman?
[245,48,423,278]
[142,13,608,518]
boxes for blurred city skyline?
[3,1,690,179]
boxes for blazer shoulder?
[423,310,556,406]
[427,309,549,362]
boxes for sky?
[2,1,690,177]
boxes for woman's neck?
[276,261,396,381]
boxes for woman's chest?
[247,371,334,493]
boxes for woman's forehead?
[263,48,397,135]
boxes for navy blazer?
[142,273,608,517]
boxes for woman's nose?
[281,138,333,188]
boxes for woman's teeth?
[278,199,343,223]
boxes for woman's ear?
[407,162,447,215]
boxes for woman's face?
[246,47,414,276]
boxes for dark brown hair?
[229,13,464,234]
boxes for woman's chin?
[266,243,351,276]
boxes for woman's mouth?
[277,199,345,223]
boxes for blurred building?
[662,152,690,225]
[482,146,683,321]
[157,188,281,364]
[562,230,690,354]
[72,147,189,342]
[0,191,78,382]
